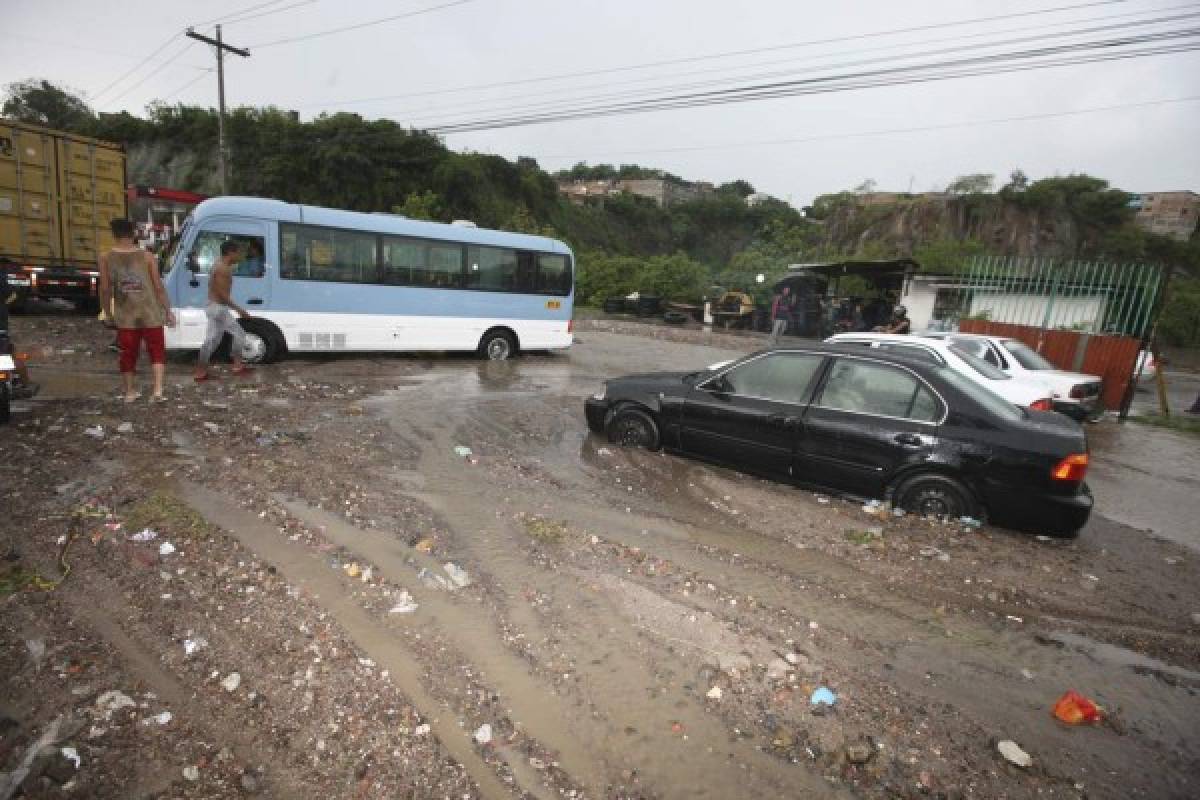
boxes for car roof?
[759,341,946,372]
[826,332,954,352]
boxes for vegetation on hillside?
[4,79,1197,340]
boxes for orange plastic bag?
[1052,690,1103,724]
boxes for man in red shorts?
[98,218,175,403]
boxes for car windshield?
[1003,340,1056,370]
[947,345,1010,380]
[935,366,1025,422]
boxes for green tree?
[394,190,443,221]
[2,78,94,130]
[913,237,985,273]
[946,173,994,195]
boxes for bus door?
[175,219,272,336]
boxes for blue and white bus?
[162,197,574,362]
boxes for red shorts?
[117,327,166,373]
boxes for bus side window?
[536,254,571,296]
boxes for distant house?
[902,273,1110,332]
[1130,191,1199,241]
[555,176,713,208]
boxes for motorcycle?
[0,331,37,424]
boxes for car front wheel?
[894,473,977,519]
[606,408,660,450]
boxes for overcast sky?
[4,0,1198,205]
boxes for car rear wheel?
[894,473,977,520]
[606,408,660,450]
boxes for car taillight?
[1052,453,1089,482]
[1029,398,1053,411]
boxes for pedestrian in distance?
[876,304,911,334]
[769,286,792,346]
[194,241,253,382]
[98,218,175,403]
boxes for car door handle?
[247,297,264,305]
[768,414,800,428]
[894,432,924,447]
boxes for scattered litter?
[1005,615,1024,624]
[453,445,473,458]
[414,538,434,553]
[94,690,136,718]
[158,542,176,556]
[959,516,983,528]
[184,637,207,656]
[220,672,241,692]
[25,638,46,668]
[919,546,951,562]
[443,563,470,589]
[1165,557,1181,565]
[808,621,819,630]
[60,746,80,769]
[202,422,220,434]
[998,739,1032,768]
[417,568,453,591]
[810,687,837,707]
[845,742,873,764]
[892,507,906,517]
[141,711,173,726]
[706,686,723,700]
[473,723,493,745]
[596,447,613,456]
[529,757,547,770]
[1052,690,1104,725]
[130,528,158,542]
[1020,668,1035,681]
[413,724,431,736]
[388,591,418,614]
[816,496,830,504]
[1036,535,1053,542]
[361,566,373,583]
[84,426,104,439]
[1084,574,1099,582]
[865,525,884,537]
[116,422,133,434]
[183,765,200,782]
[344,563,361,579]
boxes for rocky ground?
[2,309,1198,799]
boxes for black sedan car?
[585,343,1093,535]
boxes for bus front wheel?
[478,329,516,361]
[238,318,286,364]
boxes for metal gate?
[943,256,1165,413]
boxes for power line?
[191,0,292,28]
[294,0,1130,110]
[220,0,320,26]
[89,32,181,102]
[0,32,210,70]
[424,29,1200,133]
[159,69,216,104]
[101,41,199,108]
[247,0,474,49]
[396,10,1200,126]
[534,96,1200,160]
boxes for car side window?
[817,359,940,422]
[714,353,824,404]
[948,336,990,362]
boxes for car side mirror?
[702,375,732,394]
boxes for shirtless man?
[194,241,252,381]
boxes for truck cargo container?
[0,119,127,310]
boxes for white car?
[824,333,1055,411]
[919,332,1104,420]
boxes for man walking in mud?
[194,241,253,382]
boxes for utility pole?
[186,25,250,195]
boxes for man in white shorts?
[194,240,252,381]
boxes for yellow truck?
[0,119,127,310]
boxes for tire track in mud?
[178,484,521,800]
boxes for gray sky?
[4,0,1198,205]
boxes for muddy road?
[2,312,1198,799]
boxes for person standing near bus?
[98,219,175,403]
[194,241,252,382]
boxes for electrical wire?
[159,69,216,104]
[219,0,320,27]
[191,0,293,28]
[533,96,1200,160]
[247,0,474,49]
[424,29,1200,133]
[293,0,1133,110]
[89,31,181,102]
[101,41,199,108]
[396,10,1200,126]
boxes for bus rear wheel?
[478,329,516,361]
